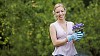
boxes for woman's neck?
[57,19,66,24]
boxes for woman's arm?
[49,23,68,47]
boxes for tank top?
[52,21,77,56]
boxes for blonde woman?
[49,3,84,56]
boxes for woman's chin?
[59,18,64,20]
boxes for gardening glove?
[67,33,77,42]
[74,31,84,41]
[67,31,84,42]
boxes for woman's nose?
[59,11,62,15]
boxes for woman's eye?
[56,12,59,13]
[61,10,64,12]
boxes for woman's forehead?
[55,6,64,12]
[54,4,63,10]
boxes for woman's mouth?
[59,15,63,18]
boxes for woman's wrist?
[65,37,68,42]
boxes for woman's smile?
[54,6,66,20]
[59,15,63,18]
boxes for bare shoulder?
[67,21,74,25]
[50,23,54,27]
[49,22,56,36]
[50,22,55,28]
[49,22,56,32]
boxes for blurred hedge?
[0,0,100,56]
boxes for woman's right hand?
[67,31,84,42]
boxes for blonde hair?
[53,3,66,12]
[53,3,66,20]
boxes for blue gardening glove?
[74,31,84,41]
[67,31,84,42]
[67,33,77,42]
[67,34,74,42]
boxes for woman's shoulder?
[66,21,74,26]
[66,21,74,24]
[50,22,56,27]
[49,22,57,31]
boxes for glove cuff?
[67,35,73,42]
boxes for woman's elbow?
[53,43,57,47]
[53,41,59,47]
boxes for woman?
[49,3,84,56]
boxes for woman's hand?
[67,31,84,42]
[73,31,84,41]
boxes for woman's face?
[54,6,66,20]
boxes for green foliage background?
[0,0,100,56]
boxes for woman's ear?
[53,11,57,20]
[64,8,67,14]
[53,11,55,15]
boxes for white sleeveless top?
[52,21,77,56]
